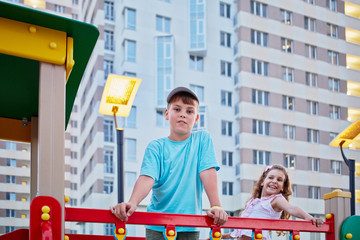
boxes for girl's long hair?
[251,164,292,220]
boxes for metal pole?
[116,128,124,203]
[340,141,355,215]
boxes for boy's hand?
[206,208,228,226]
[110,202,137,222]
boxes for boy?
[111,87,228,240]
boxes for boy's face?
[165,98,199,141]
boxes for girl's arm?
[272,197,324,227]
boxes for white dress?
[230,194,284,240]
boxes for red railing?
[0,196,335,240]
[65,207,335,240]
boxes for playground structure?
[0,1,359,240]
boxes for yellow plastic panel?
[0,17,66,65]
[66,37,75,82]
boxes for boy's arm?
[111,175,154,221]
[200,168,228,226]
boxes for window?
[304,0,315,4]
[327,0,337,11]
[331,160,341,174]
[126,106,136,128]
[307,129,319,143]
[70,167,77,175]
[221,120,232,136]
[329,105,340,119]
[156,15,171,33]
[126,138,136,161]
[6,192,16,201]
[308,186,320,199]
[5,226,15,234]
[190,0,205,49]
[282,96,294,111]
[190,55,204,72]
[123,72,136,77]
[221,90,232,107]
[71,151,77,160]
[330,132,338,141]
[104,59,113,80]
[284,125,295,140]
[220,2,231,18]
[104,1,114,21]
[70,120,77,128]
[306,44,317,59]
[193,106,206,131]
[329,78,340,92]
[307,100,319,115]
[309,157,319,172]
[125,171,137,187]
[70,198,77,206]
[220,31,231,47]
[104,30,114,51]
[104,181,114,194]
[70,183,77,190]
[221,61,232,77]
[104,150,114,173]
[156,110,169,127]
[252,119,270,136]
[222,182,233,195]
[70,136,78,144]
[54,4,66,13]
[125,8,136,30]
[282,67,294,82]
[6,209,15,218]
[284,154,296,169]
[251,30,268,47]
[306,72,318,87]
[104,224,115,235]
[72,14,78,20]
[281,10,292,25]
[328,51,339,65]
[281,38,293,53]
[253,150,270,165]
[6,142,16,150]
[222,151,233,166]
[104,119,114,142]
[292,184,297,197]
[327,23,338,38]
[190,85,204,102]
[252,89,269,106]
[6,158,16,167]
[304,17,316,32]
[250,1,267,17]
[6,176,16,184]
[124,40,136,62]
[251,59,268,76]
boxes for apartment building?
[1,0,360,239]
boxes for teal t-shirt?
[140,130,219,232]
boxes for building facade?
[1,0,360,238]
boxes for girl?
[222,165,323,240]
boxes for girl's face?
[261,169,286,197]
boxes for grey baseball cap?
[166,87,199,103]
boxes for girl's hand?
[308,217,324,227]
[221,232,232,239]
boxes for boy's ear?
[193,113,199,125]
[165,108,169,120]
